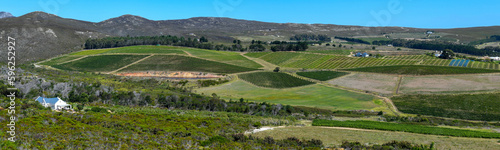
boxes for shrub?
[88,107,107,113]
[200,136,229,146]
[253,122,262,128]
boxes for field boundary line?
[182,50,193,56]
[394,75,403,95]
[107,54,155,74]
[240,53,277,70]
[56,56,89,65]
[256,52,273,58]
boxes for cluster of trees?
[290,34,331,41]
[334,36,370,44]
[84,35,213,50]
[270,41,309,52]
[373,39,500,56]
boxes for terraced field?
[121,55,258,74]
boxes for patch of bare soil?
[399,74,500,94]
[328,73,398,94]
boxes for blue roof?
[36,97,60,104]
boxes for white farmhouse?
[35,96,72,110]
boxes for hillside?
[0,11,14,19]
[2,11,500,63]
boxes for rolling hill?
[2,11,500,63]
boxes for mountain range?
[1,11,499,63]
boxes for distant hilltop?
[0,11,14,19]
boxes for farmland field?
[296,71,349,81]
[302,50,353,55]
[251,126,500,150]
[52,55,148,72]
[182,48,262,68]
[40,55,84,66]
[243,52,270,58]
[238,72,314,88]
[328,73,398,95]
[259,52,420,69]
[344,65,500,75]
[196,80,384,111]
[399,74,500,94]
[312,120,500,138]
[102,45,187,54]
[70,49,116,55]
[121,55,258,74]
[392,93,500,121]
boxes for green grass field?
[183,48,262,68]
[121,55,257,74]
[196,80,383,111]
[391,93,500,121]
[238,72,314,88]
[303,50,353,55]
[312,120,500,138]
[70,46,187,55]
[344,65,500,75]
[40,55,84,66]
[69,49,117,55]
[297,71,349,81]
[102,45,187,54]
[244,52,270,58]
[251,126,500,150]
[52,55,148,72]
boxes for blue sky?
[2,0,499,28]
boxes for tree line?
[270,41,309,52]
[334,36,370,44]
[290,34,331,41]
[84,35,215,50]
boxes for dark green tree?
[439,49,455,59]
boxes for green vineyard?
[255,52,500,70]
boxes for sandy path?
[240,53,278,70]
[107,54,155,74]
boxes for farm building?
[355,52,369,57]
[35,96,72,110]
[434,51,442,57]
